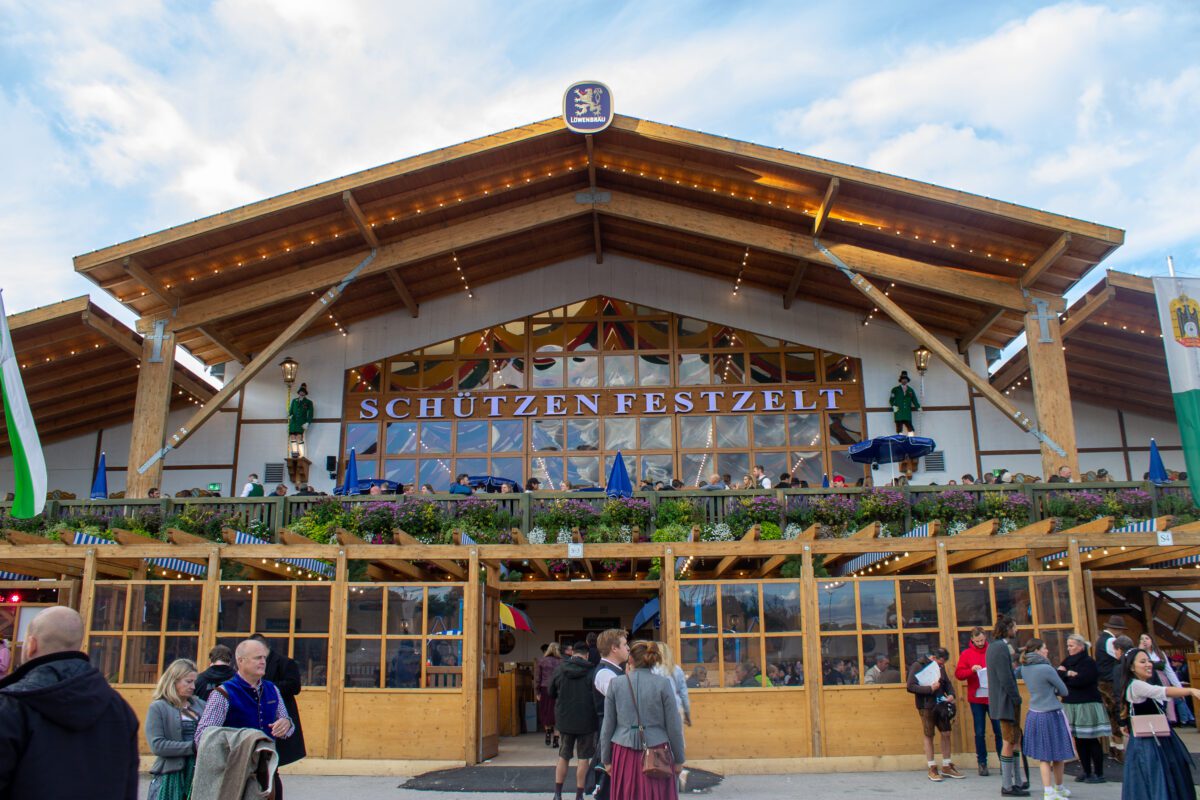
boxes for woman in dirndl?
[536,642,563,747]
[1019,639,1076,798]
[1058,633,1111,783]
[1117,648,1200,800]
[145,658,205,800]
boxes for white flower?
[701,522,734,542]
[618,525,633,543]
[998,519,1018,535]
[948,520,969,536]
[527,527,546,545]
[783,523,805,541]
[555,528,573,544]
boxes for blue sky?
[1,0,1198,331]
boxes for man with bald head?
[0,606,139,799]
[195,638,294,797]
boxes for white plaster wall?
[1124,410,1181,447]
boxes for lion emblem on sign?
[573,86,604,116]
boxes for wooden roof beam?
[812,177,839,237]
[196,325,250,365]
[343,189,418,319]
[782,263,807,310]
[80,309,141,359]
[958,308,1006,354]
[122,256,181,308]
[1061,285,1117,338]
[1020,233,1072,289]
[586,135,603,264]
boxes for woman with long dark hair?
[536,642,563,747]
[1115,647,1200,800]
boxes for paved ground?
[142,770,1126,799]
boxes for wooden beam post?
[196,325,250,365]
[1067,540,1090,642]
[812,177,839,238]
[783,262,808,310]
[463,548,481,765]
[801,544,823,757]
[79,548,98,644]
[127,328,176,497]
[1020,233,1071,289]
[957,308,1006,354]
[1023,293,1079,480]
[199,548,221,658]
[327,547,348,759]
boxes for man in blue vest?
[195,638,294,798]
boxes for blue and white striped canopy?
[1040,518,1160,566]
[840,524,933,576]
[232,530,334,577]
[0,571,34,580]
[73,532,207,577]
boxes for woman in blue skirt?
[1020,639,1075,799]
[1116,648,1200,800]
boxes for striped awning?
[1040,518,1159,566]
[72,531,207,577]
[0,571,34,580]
[232,531,334,577]
[840,524,932,576]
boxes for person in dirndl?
[537,641,563,747]
[600,640,686,800]
[1116,648,1200,800]
[1019,639,1076,799]
[146,659,206,800]
[1057,633,1110,783]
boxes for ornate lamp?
[280,357,306,463]
[279,357,299,387]
[912,346,932,376]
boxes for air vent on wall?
[923,451,946,472]
[263,463,285,483]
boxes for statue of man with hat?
[889,371,921,434]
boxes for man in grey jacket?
[986,615,1029,796]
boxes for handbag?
[626,671,675,779]
[1129,696,1171,738]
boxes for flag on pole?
[1152,276,1200,503]
[0,292,46,518]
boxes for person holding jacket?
[1057,634,1109,783]
[906,646,963,782]
[987,614,1030,796]
[1019,639,1075,799]
[550,642,599,800]
[956,625,1002,776]
[146,658,206,800]
[600,640,686,800]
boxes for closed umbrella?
[89,451,108,501]
[1149,438,1169,485]
[606,450,633,498]
[337,448,359,495]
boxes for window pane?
[862,634,901,685]
[753,415,786,447]
[566,323,597,352]
[749,352,780,384]
[604,419,635,451]
[163,636,198,669]
[491,457,524,484]
[385,459,416,487]
[428,587,465,633]
[718,453,749,482]
[903,632,942,669]
[567,357,598,387]
[829,450,861,484]
[424,338,454,356]
[784,351,816,383]
[1035,576,1072,626]
[532,420,563,451]
[679,584,717,631]
[347,587,383,636]
[420,421,451,452]
[678,354,709,385]
[823,353,855,382]
[953,579,991,628]
[456,421,488,453]
[567,419,599,451]
[88,634,121,683]
[900,579,939,628]
[722,637,763,687]
[1042,629,1070,665]
[532,356,563,389]
[256,585,293,635]
[491,420,524,452]
[345,639,381,688]
[129,584,165,632]
[676,317,713,348]
[532,457,564,490]
[763,584,802,632]
[604,454,636,484]
[752,452,788,483]
[567,457,600,488]
[492,358,524,389]
[820,635,858,685]
[426,640,464,688]
[641,455,673,483]
[418,459,453,490]
[294,638,329,686]
[818,581,855,631]
[124,636,160,684]
[858,581,897,630]
[788,414,823,449]
[345,423,379,457]
[386,422,418,454]
[829,413,863,445]
[994,577,1032,626]
[765,636,805,686]
[680,453,712,487]
[638,354,670,386]
[389,360,420,391]
[531,321,563,352]
[494,321,525,353]
[296,586,331,634]
[455,457,487,478]
[679,416,712,449]
[166,585,203,632]
[458,360,490,391]
[640,418,672,449]
[218,585,253,632]
[422,360,454,391]
[714,352,744,383]
[386,587,424,635]
[604,355,635,386]
[789,451,823,488]
[91,585,126,631]
[348,362,382,392]
[637,320,670,350]
[679,638,718,687]
[721,584,759,633]
[716,416,748,448]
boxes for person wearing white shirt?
[239,474,264,497]
[752,465,772,489]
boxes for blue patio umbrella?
[821,474,830,488]
[337,448,359,495]
[631,596,660,631]
[89,452,108,500]
[606,450,633,498]
[848,435,937,465]
[1148,438,1169,485]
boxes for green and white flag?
[0,292,46,518]
[1153,276,1200,503]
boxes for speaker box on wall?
[326,455,337,472]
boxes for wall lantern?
[279,356,299,387]
[912,346,932,376]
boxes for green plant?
[289,498,359,544]
[779,556,802,579]
[654,498,703,528]
[758,521,781,540]
[599,497,653,530]
[725,495,782,533]
[532,499,599,533]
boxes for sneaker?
[941,764,966,779]
[1074,773,1089,782]
[1085,776,1107,784]
[979,764,990,776]
[1000,788,1030,797]
[678,769,689,793]
[928,767,943,782]
[1056,786,1072,797]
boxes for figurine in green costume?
[288,382,314,453]
[889,371,920,434]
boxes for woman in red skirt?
[600,640,687,800]
[536,642,563,746]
